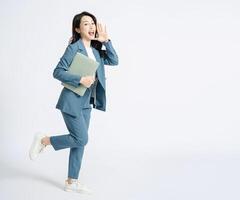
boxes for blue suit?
[53,38,118,117]
[50,38,118,179]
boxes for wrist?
[103,39,110,44]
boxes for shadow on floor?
[0,161,63,190]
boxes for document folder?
[61,52,99,96]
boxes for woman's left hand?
[93,23,109,43]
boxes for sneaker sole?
[64,187,92,195]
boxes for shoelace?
[39,135,47,153]
[70,180,86,188]
[39,144,46,153]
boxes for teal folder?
[61,52,99,96]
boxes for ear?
[75,28,80,34]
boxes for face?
[75,15,96,41]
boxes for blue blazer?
[53,38,119,117]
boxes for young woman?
[29,11,118,194]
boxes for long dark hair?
[71,11,103,55]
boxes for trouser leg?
[49,107,92,179]
[68,108,92,179]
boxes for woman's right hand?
[80,76,95,88]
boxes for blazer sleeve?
[102,40,119,66]
[53,44,82,87]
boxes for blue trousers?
[50,107,92,179]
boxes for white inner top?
[85,47,96,61]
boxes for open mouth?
[88,31,95,36]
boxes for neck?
[82,38,91,48]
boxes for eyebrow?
[82,20,94,23]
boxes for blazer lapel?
[77,38,101,65]
[92,47,101,64]
[77,39,88,56]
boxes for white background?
[1,0,240,199]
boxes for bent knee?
[74,136,88,147]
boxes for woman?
[29,11,119,194]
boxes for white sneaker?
[64,179,93,194]
[29,133,47,160]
